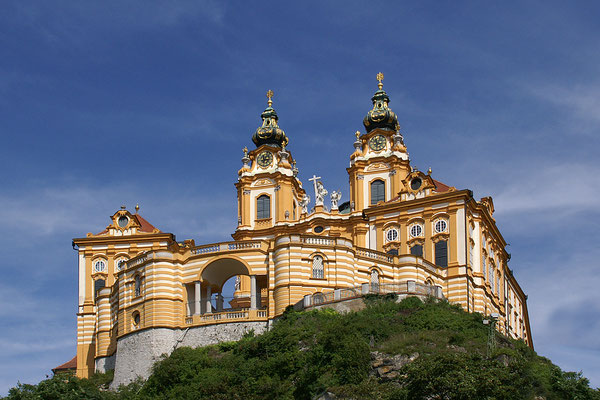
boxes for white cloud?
[0,183,235,240]
[492,162,600,217]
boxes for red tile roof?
[433,179,452,193]
[133,213,160,233]
[52,356,76,373]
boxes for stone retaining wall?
[110,321,268,388]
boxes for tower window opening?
[371,180,385,205]
[312,255,324,279]
[256,195,270,219]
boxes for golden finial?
[427,167,432,175]
[266,89,274,107]
[376,72,384,89]
[135,204,140,213]
[243,146,248,156]
[355,131,360,140]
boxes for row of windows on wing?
[384,219,448,243]
[92,258,128,274]
[94,274,143,301]
[311,254,382,283]
[401,241,448,268]
[467,231,502,297]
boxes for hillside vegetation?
[5,296,599,400]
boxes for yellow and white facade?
[72,75,532,383]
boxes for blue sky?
[1,0,599,393]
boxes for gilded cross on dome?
[266,89,274,107]
[376,72,384,89]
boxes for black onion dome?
[252,91,288,148]
[363,74,400,133]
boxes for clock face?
[369,134,386,151]
[257,151,273,168]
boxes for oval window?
[410,178,422,191]
[314,226,324,233]
[118,216,129,228]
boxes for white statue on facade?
[299,194,310,214]
[315,181,328,206]
[330,190,342,210]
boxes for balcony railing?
[190,240,264,256]
[355,247,394,263]
[295,281,444,311]
[184,308,268,326]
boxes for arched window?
[489,264,495,293]
[312,255,324,279]
[256,195,270,219]
[410,244,423,257]
[370,269,380,291]
[370,180,385,205]
[435,240,448,268]
[134,275,142,297]
[94,279,105,299]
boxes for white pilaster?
[194,281,201,316]
[250,275,257,310]
[205,286,212,314]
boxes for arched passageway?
[185,257,266,316]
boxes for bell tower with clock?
[347,73,411,212]
[234,90,306,239]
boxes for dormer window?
[410,177,422,191]
[117,216,129,228]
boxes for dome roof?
[252,90,289,148]
[363,73,400,133]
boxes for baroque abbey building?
[68,75,531,386]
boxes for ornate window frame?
[370,179,386,205]
[256,193,271,220]
[433,218,449,234]
[93,258,107,274]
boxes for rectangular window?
[410,244,423,257]
[435,241,448,268]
